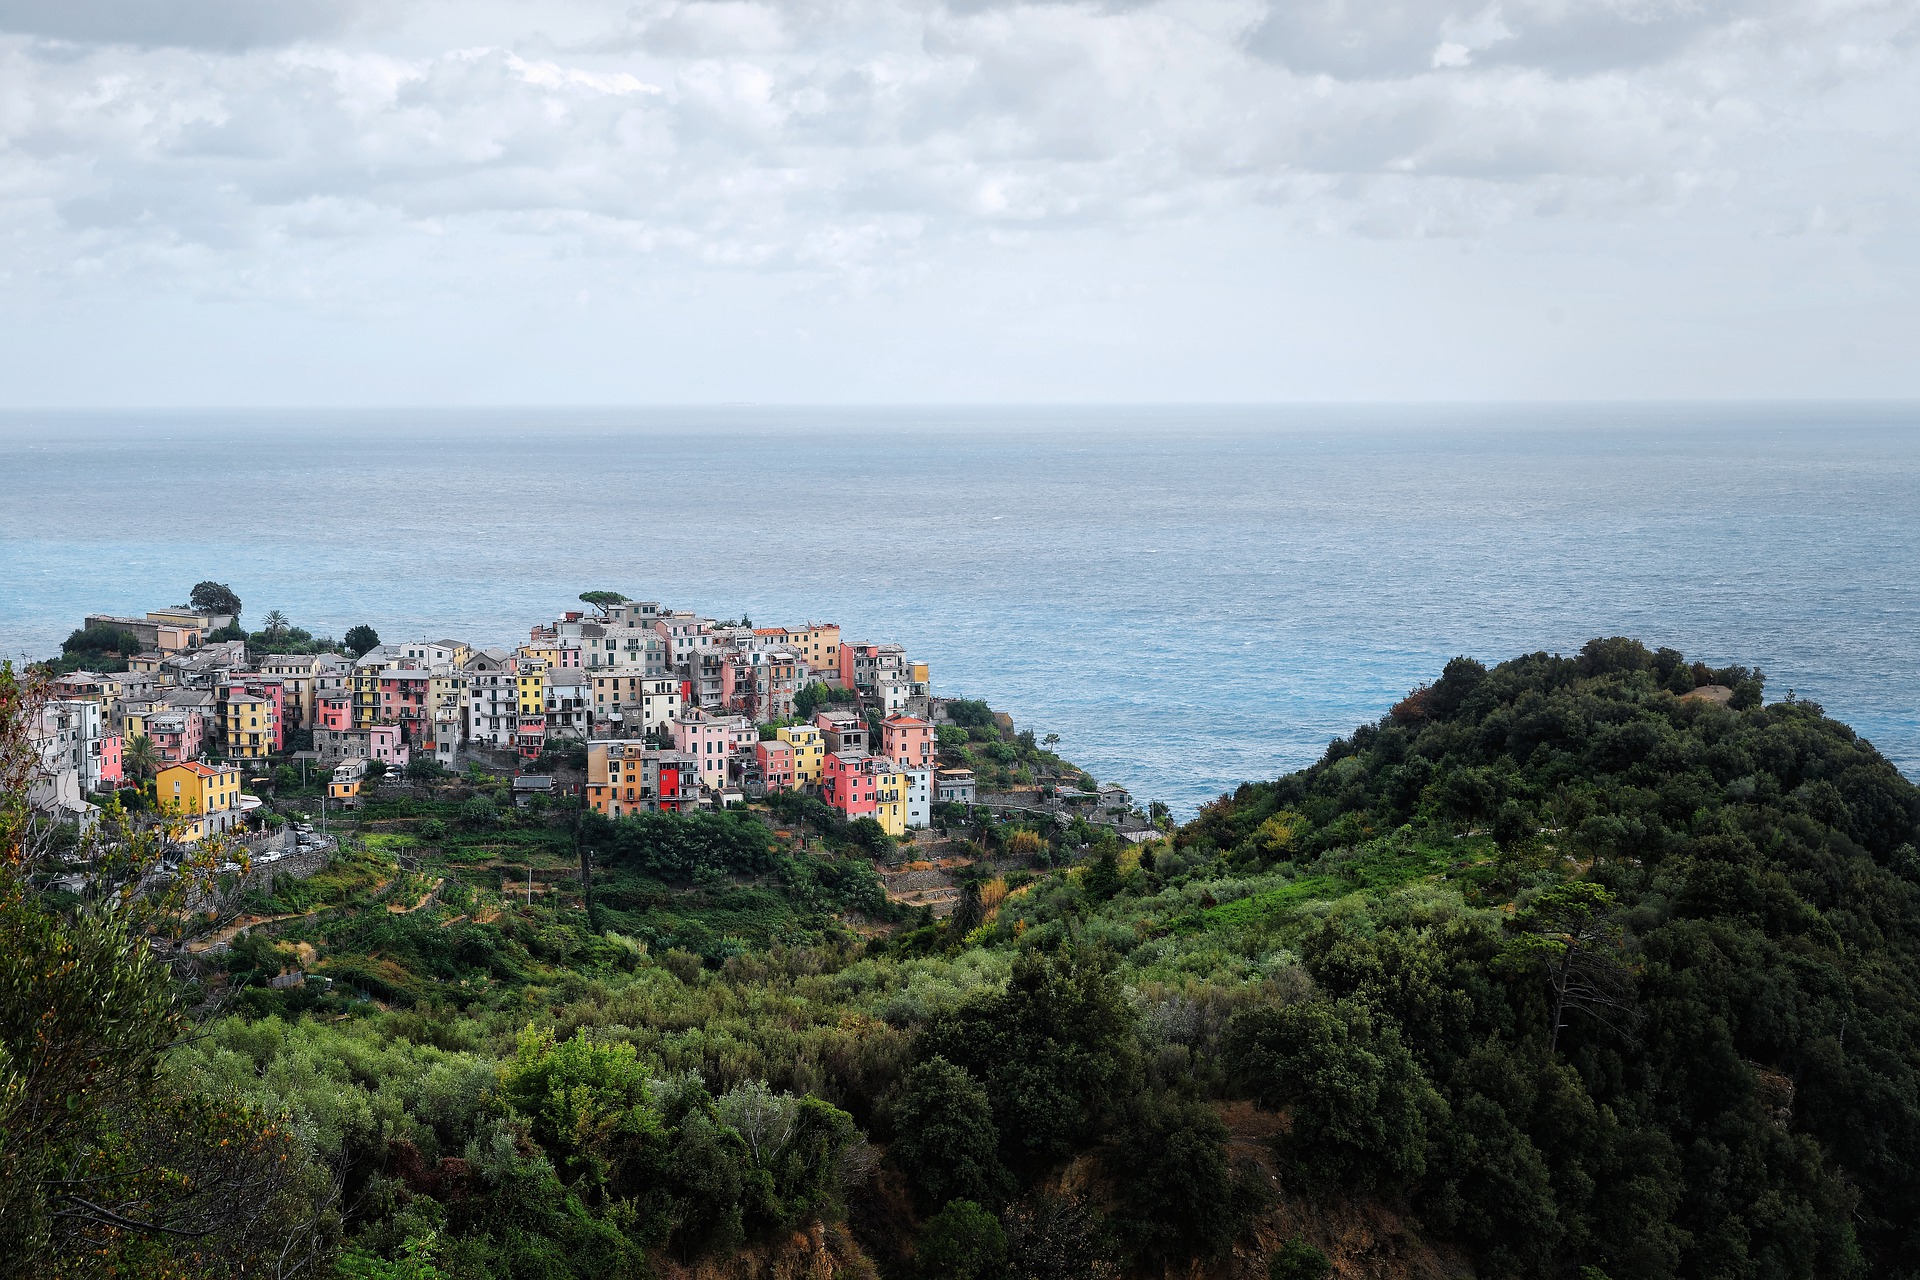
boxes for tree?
[62,624,140,657]
[363,759,388,783]
[1081,850,1120,901]
[890,1058,1010,1209]
[578,591,627,616]
[189,581,242,618]
[1499,881,1634,1053]
[1225,999,1443,1193]
[918,949,1140,1172]
[261,609,291,641]
[1042,733,1060,749]
[344,625,380,657]
[404,758,447,784]
[916,1200,1007,1280]
[1108,1093,1248,1258]
[122,734,160,784]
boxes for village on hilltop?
[30,588,1153,853]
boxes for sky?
[0,0,1915,404]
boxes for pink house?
[377,669,432,744]
[317,695,352,731]
[369,723,409,768]
[148,711,205,764]
[754,739,795,793]
[98,734,123,786]
[882,715,935,772]
[672,711,754,793]
[822,750,878,820]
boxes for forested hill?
[1179,638,1920,1277]
[10,641,1920,1280]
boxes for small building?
[754,739,797,794]
[512,775,555,808]
[328,758,367,806]
[903,765,931,830]
[935,767,977,805]
[315,725,408,769]
[814,709,866,757]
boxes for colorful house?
[220,691,277,762]
[516,660,547,719]
[753,739,796,793]
[586,739,652,817]
[329,758,367,806]
[672,710,752,793]
[317,695,353,731]
[148,711,206,765]
[881,714,935,772]
[376,668,433,744]
[97,734,123,787]
[822,751,879,824]
[156,760,244,841]
[776,723,826,786]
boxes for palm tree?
[262,610,291,641]
[123,734,160,784]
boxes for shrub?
[1224,998,1443,1193]
[890,1057,1009,1209]
[917,1200,1006,1280]
[1269,1238,1330,1280]
[1107,1093,1249,1258]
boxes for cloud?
[0,0,368,50]
[0,0,1912,307]
[1243,0,1757,78]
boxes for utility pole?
[572,799,598,933]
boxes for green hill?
[7,640,1920,1280]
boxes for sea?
[3,404,1916,815]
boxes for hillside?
[6,639,1920,1280]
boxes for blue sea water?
[2,404,1916,814]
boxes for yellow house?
[328,759,366,805]
[223,693,274,761]
[522,641,569,671]
[516,659,547,718]
[121,704,155,742]
[156,761,244,841]
[350,667,380,728]
[788,623,840,676]
[870,758,908,836]
[777,723,827,785]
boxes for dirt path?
[388,877,445,914]
[186,910,314,953]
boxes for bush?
[917,1200,1006,1280]
[1108,1093,1249,1258]
[1269,1238,1330,1280]
[1224,998,1443,1193]
[890,1057,1009,1209]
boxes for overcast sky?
[0,0,1914,404]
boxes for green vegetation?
[248,609,345,655]
[345,624,381,657]
[57,621,143,672]
[190,580,243,617]
[6,638,1920,1280]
